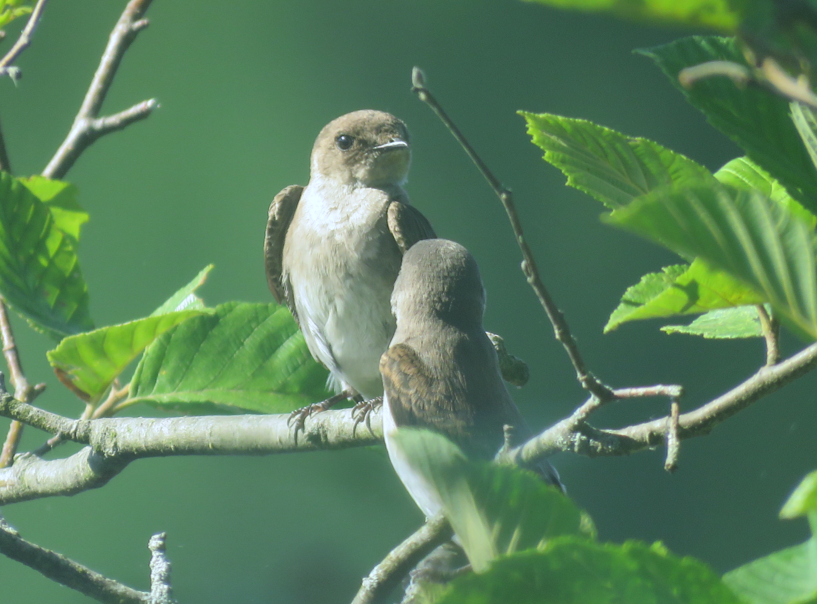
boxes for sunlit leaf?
[521,0,740,33]
[128,302,331,414]
[0,172,93,338]
[47,310,209,403]
[0,0,33,29]
[662,306,762,338]
[715,156,817,229]
[605,184,817,339]
[437,539,743,604]
[522,111,714,209]
[605,260,762,332]
[780,470,817,520]
[150,264,212,316]
[639,36,817,216]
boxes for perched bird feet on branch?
[352,396,383,434]
[287,389,356,433]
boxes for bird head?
[311,110,411,187]
[392,239,486,331]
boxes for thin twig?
[0,518,150,604]
[42,0,158,179]
[664,399,680,472]
[0,0,48,82]
[147,533,176,604]
[516,341,817,464]
[410,67,612,401]
[0,299,45,468]
[756,305,780,366]
[352,515,452,604]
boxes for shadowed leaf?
[639,36,817,215]
[0,173,93,339]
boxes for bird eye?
[335,134,354,151]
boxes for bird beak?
[373,139,409,152]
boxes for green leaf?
[605,184,817,340]
[521,112,714,209]
[780,470,817,520]
[662,306,763,338]
[520,0,740,33]
[639,36,817,216]
[21,176,90,239]
[128,302,332,414]
[150,264,213,316]
[715,156,817,229]
[0,0,33,29]
[0,172,93,339]
[437,539,743,604]
[47,310,208,403]
[605,260,762,332]
[723,541,817,604]
[724,471,817,604]
[791,103,817,176]
[391,429,590,573]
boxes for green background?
[1,1,815,602]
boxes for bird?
[380,239,563,519]
[264,110,436,421]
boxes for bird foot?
[352,396,383,434]
[288,389,355,434]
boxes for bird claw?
[287,389,356,435]
[352,396,383,435]
[287,401,329,434]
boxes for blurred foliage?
[0,0,32,30]
[399,429,815,604]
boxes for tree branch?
[0,392,381,504]
[352,515,452,604]
[515,341,817,464]
[0,0,49,83]
[410,67,612,401]
[0,516,157,604]
[42,0,158,179]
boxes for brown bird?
[381,239,563,518]
[265,110,435,415]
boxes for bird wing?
[264,185,304,321]
[380,343,474,445]
[387,202,436,254]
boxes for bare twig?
[0,0,48,82]
[411,67,612,401]
[516,341,817,464]
[0,518,151,604]
[756,305,780,366]
[148,533,176,604]
[664,400,680,472]
[352,515,452,604]
[42,0,159,179]
[0,300,45,468]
